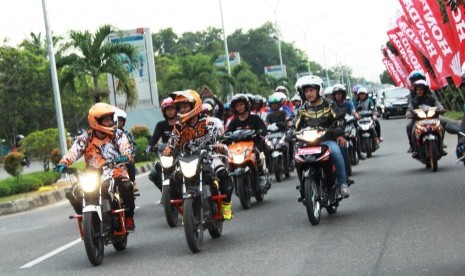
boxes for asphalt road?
[2,117,465,275]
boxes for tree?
[57,25,140,106]
[379,70,395,85]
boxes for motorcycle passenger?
[114,107,137,190]
[56,103,136,230]
[202,102,225,136]
[253,95,268,121]
[226,93,269,177]
[291,94,302,115]
[275,85,295,116]
[332,84,360,179]
[163,90,234,220]
[406,79,446,157]
[294,75,351,198]
[406,70,427,153]
[323,86,334,101]
[355,87,383,144]
[147,97,178,192]
[200,86,224,120]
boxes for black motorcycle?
[265,123,292,182]
[356,109,378,158]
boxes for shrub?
[0,184,11,197]
[134,137,155,162]
[0,171,61,197]
[50,148,62,166]
[131,125,150,139]
[3,152,24,178]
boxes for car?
[378,87,410,119]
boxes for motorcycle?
[294,126,341,226]
[410,105,444,172]
[445,123,465,163]
[170,145,227,253]
[356,109,378,158]
[223,129,271,210]
[152,144,181,228]
[344,114,358,174]
[265,123,292,182]
[66,161,131,266]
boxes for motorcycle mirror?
[445,123,461,135]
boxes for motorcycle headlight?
[179,158,199,178]
[79,172,99,193]
[427,109,436,118]
[232,152,246,164]
[160,156,174,169]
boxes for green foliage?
[49,148,62,166]
[131,125,150,139]
[0,171,60,197]
[21,128,60,171]
[380,70,395,85]
[3,152,24,178]
[134,137,155,162]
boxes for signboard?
[106,28,161,132]
[214,52,241,67]
[265,65,287,79]
[106,28,159,109]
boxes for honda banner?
[382,57,404,87]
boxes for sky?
[0,0,402,83]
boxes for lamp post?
[263,0,285,79]
[41,0,67,155]
[218,0,234,98]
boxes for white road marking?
[20,238,81,269]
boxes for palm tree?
[57,24,140,106]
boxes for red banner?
[382,58,404,87]
[399,0,461,86]
[444,1,465,65]
[384,46,409,86]
[388,26,414,73]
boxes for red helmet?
[161,97,175,111]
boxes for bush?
[3,152,24,178]
[131,125,150,139]
[49,148,62,166]
[134,137,156,162]
[0,171,61,197]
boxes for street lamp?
[321,32,343,87]
[218,0,233,98]
[263,0,286,79]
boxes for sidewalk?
[0,163,154,216]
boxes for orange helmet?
[88,103,116,135]
[171,90,202,124]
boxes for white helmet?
[275,85,289,95]
[272,91,288,102]
[291,94,301,102]
[357,87,368,95]
[323,86,334,97]
[295,75,325,97]
[114,107,127,120]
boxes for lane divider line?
[20,238,81,269]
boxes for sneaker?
[222,202,233,220]
[133,182,139,193]
[379,137,384,142]
[407,147,414,153]
[339,184,350,198]
[441,149,448,156]
[125,217,135,231]
[411,152,419,159]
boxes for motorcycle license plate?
[298,147,321,155]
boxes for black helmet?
[231,93,251,114]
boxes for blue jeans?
[321,140,346,187]
[340,144,350,176]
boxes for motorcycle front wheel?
[273,157,284,182]
[112,234,128,251]
[304,177,321,225]
[162,187,179,228]
[207,202,223,239]
[427,141,438,172]
[183,198,203,253]
[236,174,251,209]
[83,212,104,266]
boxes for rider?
[406,70,427,153]
[355,87,383,144]
[56,103,136,230]
[114,107,137,190]
[226,93,269,177]
[275,86,295,116]
[332,83,361,178]
[294,75,351,198]
[163,90,234,220]
[291,94,302,115]
[406,79,447,157]
[147,97,178,192]
[323,86,334,101]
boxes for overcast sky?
[1,0,401,83]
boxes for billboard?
[106,28,162,132]
[214,52,241,67]
[264,65,287,79]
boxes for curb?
[0,162,154,217]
